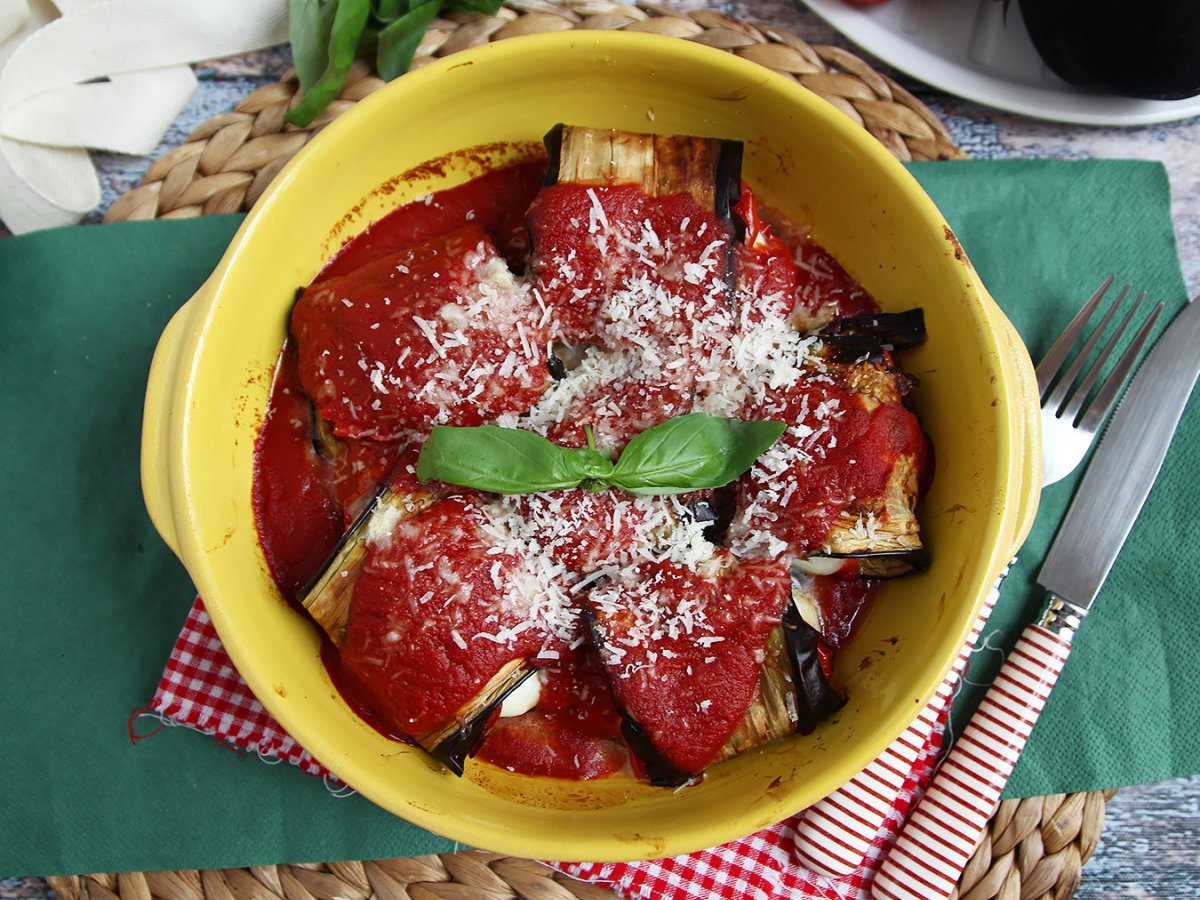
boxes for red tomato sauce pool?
[252,153,914,782]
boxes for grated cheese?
[315,179,909,727]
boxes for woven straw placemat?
[84,3,1115,898]
[103,0,966,223]
[43,790,1118,900]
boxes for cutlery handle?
[793,589,999,878]
[872,602,1080,900]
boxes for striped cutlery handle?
[871,621,1074,900]
[793,591,997,878]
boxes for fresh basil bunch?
[287,0,504,127]
[416,413,786,496]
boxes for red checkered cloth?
[143,600,333,781]
[144,597,950,900]
[552,737,942,900]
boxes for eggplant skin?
[1019,0,1200,100]
[782,605,846,730]
[817,309,926,360]
[619,716,694,788]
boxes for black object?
[428,668,540,777]
[818,309,926,359]
[781,604,847,730]
[1019,0,1200,100]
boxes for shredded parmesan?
[306,179,907,721]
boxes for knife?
[871,297,1200,900]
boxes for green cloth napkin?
[0,160,1194,879]
[919,160,1197,800]
[0,217,457,879]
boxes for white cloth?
[0,0,289,234]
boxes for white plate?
[803,0,1200,126]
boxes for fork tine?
[1059,291,1146,423]
[1036,275,1114,394]
[1077,300,1165,433]
[1044,281,1130,412]
[1038,277,1164,488]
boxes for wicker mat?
[81,3,1115,898]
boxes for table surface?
[3,0,1199,896]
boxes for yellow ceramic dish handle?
[141,282,211,559]
[991,296,1043,556]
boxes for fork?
[1038,275,1164,486]
[791,276,1162,880]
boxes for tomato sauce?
[734,376,928,556]
[251,150,929,784]
[341,494,549,737]
[732,186,800,327]
[814,573,876,650]
[251,345,343,597]
[793,236,880,322]
[527,183,735,354]
[316,160,546,282]
[475,641,629,778]
[292,225,550,439]
[586,558,792,775]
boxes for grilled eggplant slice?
[584,557,844,779]
[543,123,743,216]
[844,356,919,407]
[529,125,744,352]
[821,452,923,559]
[301,442,556,788]
[716,600,846,762]
[327,494,565,777]
[817,309,926,360]
[299,482,436,646]
[716,617,805,761]
[793,350,926,567]
[729,359,928,566]
[782,604,846,729]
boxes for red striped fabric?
[792,586,1000,879]
[871,626,1071,900]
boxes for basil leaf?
[416,415,782,497]
[417,425,611,493]
[289,0,339,89]
[285,0,373,127]
[374,0,407,21]
[564,446,617,482]
[376,0,441,81]
[609,413,786,495]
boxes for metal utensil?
[792,277,1159,878]
[872,297,1200,900]
[1038,275,1162,486]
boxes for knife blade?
[872,297,1200,900]
[1038,296,1200,608]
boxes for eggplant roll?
[527,125,743,352]
[583,556,842,784]
[728,348,930,568]
[306,493,569,776]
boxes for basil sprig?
[416,413,786,496]
[287,0,504,127]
